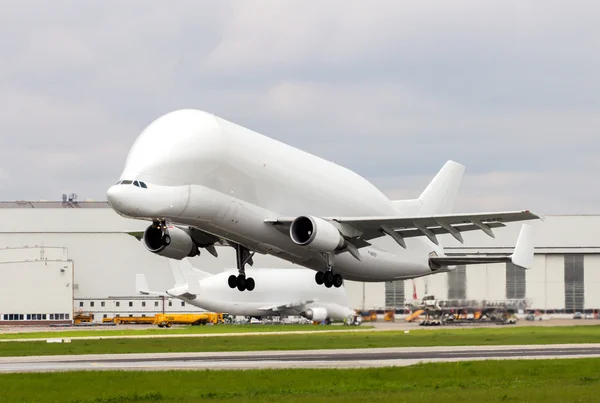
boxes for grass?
[1,359,600,402]
[0,324,366,340]
[2,325,599,357]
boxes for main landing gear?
[314,254,343,288]
[228,244,255,292]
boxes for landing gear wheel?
[236,274,246,291]
[324,271,334,288]
[246,277,255,291]
[232,243,255,292]
[315,271,324,285]
[333,273,343,288]
[228,275,237,289]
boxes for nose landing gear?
[228,243,255,292]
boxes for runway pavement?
[1,344,599,373]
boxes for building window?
[90,302,95,307]
[168,301,172,307]
[565,254,585,312]
[101,302,105,307]
[142,302,146,307]
[27,314,31,320]
[103,314,107,318]
[181,302,185,307]
[129,302,133,307]
[79,302,84,307]
[116,302,120,307]
[447,265,467,300]
[66,314,70,320]
[50,314,54,320]
[154,302,159,307]
[506,262,526,299]
[385,280,405,308]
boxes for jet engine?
[143,225,200,260]
[300,307,328,322]
[289,216,344,252]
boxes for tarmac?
[1,344,599,372]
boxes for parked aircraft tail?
[392,160,465,215]
[135,274,168,296]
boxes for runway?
[1,344,600,373]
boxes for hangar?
[0,199,598,324]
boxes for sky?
[1,1,599,215]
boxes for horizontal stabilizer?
[429,224,535,270]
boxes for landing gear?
[152,220,170,246]
[228,244,256,292]
[315,253,343,288]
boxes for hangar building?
[0,200,598,324]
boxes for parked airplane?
[107,109,539,292]
[135,259,357,322]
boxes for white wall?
[0,259,73,322]
[545,255,565,310]
[525,254,548,309]
[584,255,600,310]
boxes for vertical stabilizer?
[168,258,213,286]
[417,160,465,215]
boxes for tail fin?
[393,160,465,215]
[135,274,150,295]
[135,273,168,296]
[168,259,213,286]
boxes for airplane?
[135,259,357,323]
[107,109,540,292]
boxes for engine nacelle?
[300,307,328,322]
[143,225,199,260]
[289,216,344,252]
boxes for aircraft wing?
[257,300,315,313]
[267,210,539,247]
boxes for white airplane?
[107,109,539,292]
[135,260,357,322]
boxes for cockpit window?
[139,182,148,189]
[133,181,140,187]
[121,180,133,185]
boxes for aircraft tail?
[393,160,465,215]
[168,259,212,285]
[135,274,168,296]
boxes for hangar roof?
[0,201,110,208]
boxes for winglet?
[135,274,150,295]
[510,224,535,270]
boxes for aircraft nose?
[106,185,122,210]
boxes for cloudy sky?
[1,1,599,215]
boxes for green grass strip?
[0,324,366,340]
[1,359,599,402]
[2,325,599,357]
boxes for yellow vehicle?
[153,313,224,327]
[112,316,155,325]
[73,313,93,324]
